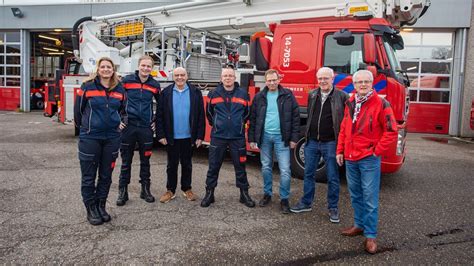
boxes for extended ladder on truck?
[73,0,429,78]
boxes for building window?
[0,31,21,89]
[32,56,60,79]
[398,31,454,104]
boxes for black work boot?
[140,183,155,203]
[97,198,111,222]
[200,188,215,208]
[85,199,103,226]
[259,194,272,207]
[239,188,256,208]
[280,199,290,214]
[116,186,128,206]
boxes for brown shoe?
[364,238,377,254]
[159,191,176,203]
[182,190,196,201]
[341,226,364,237]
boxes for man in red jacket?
[336,70,397,254]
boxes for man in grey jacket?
[290,67,348,223]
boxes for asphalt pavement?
[0,111,473,264]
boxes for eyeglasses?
[353,80,372,85]
[266,79,279,83]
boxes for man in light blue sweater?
[156,67,205,203]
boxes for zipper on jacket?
[240,117,243,134]
[214,116,218,133]
[116,110,120,126]
[105,90,111,137]
[305,94,315,138]
[140,83,143,127]
[369,116,373,132]
[281,101,284,135]
[317,96,324,140]
[149,102,153,126]
[190,92,194,133]
[87,101,92,134]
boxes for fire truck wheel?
[290,137,328,183]
[35,100,44,110]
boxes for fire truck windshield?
[383,39,402,72]
[323,33,371,75]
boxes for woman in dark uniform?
[74,57,127,225]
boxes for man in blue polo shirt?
[157,67,205,203]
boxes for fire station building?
[0,0,473,137]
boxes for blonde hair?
[84,57,120,91]
[138,55,154,65]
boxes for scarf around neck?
[352,90,374,123]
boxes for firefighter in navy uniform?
[201,67,256,208]
[74,57,127,225]
[116,55,161,206]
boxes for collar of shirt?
[321,87,333,102]
[321,87,333,97]
[173,83,189,93]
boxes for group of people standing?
[74,55,397,254]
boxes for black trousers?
[119,125,154,187]
[166,138,193,193]
[205,137,249,189]
[78,137,120,203]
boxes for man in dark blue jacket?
[201,67,255,208]
[156,67,205,203]
[116,55,160,206]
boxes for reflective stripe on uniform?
[231,97,248,106]
[123,83,142,89]
[110,92,124,100]
[210,97,225,104]
[124,82,158,94]
[85,90,106,98]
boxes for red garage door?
[399,31,454,134]
[0,31,21,111]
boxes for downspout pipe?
[72,16,92,61]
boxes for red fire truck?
[66,0,430,180]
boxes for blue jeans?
[301,140,340,209]
[345,155,381,239]
[260,132,291,200]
